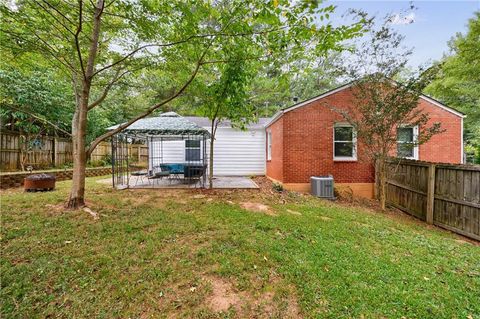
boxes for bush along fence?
[379,158,480,241]
[0,167,112,189]
[0,130,147,171]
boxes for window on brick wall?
[397,126,418,160]
[267,130,272,161]
[333,124,357,161]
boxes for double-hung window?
[185,140,201,161]
[333,124,357,161]
[267,131,272,161]
[397,126,418,159]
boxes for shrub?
[272,182,283,192]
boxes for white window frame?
[333,123,357,161]
[267,130,272,161]
[396,125,419,160]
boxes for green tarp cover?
[108,112,211,137]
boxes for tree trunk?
[378,158,387,210]
[66,0,104,209]
[66,91,89,209]
[208,119,216,189]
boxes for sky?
[328,0,479,68]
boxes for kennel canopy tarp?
[108,112,211,138]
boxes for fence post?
[426,163,436,224]
[54,137,59,167]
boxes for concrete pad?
[96,175,259,189]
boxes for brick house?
[264,83,465,198]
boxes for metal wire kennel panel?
[111,133,130,189]
[108,112,211,189]
[147,134,208,188]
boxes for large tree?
[425,11,480,163]
[1,0,363,208]
[192,55,255,188]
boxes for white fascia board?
[419,95,466,118]
[282,83,353,114]
[461,117,464,164]
[263,111,283,128]
[263,83,466,128]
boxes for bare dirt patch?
[203,275,301,318]
[205,276,241,312]
[240,202,277,216]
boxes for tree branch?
[86,45,210,156]
[40,0,75,25]
[3,105,72,136]
[12,29,78,73]
[87,68,129,110]
[84,0,104,81]
[91,24,296,77]
[75,0,87,79]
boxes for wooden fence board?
[1,131,146,171]
[383,158,480,241]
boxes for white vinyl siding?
[207,127,265,176]
[150,140,204,170]
[148,127,265,176]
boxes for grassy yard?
[1,177,479,318]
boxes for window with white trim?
[185,140,201,161]
[333,124,357,160]
[267,131,272,160]
[397,126,419,159]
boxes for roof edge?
[419,94,466,118]
[264,83,353,128]
[264,81,466,128]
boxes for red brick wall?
[266,117,284,182]
[416,98,462,163]
[281,88,374,183]
[266,87,463,185]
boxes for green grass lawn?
[1,177,479,318]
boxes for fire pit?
[24,174,56,192]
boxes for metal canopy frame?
[111,128,210,189]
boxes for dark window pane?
[186,149,201,161]
[397,143,414,158]
[397,127,413,142]
[185,140,200,148]
[334,142,353,157]
[334,126,353,141]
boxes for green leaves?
[425,12,480,163]
[0,67,73,135]
[1,0,364,142]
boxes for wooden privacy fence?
[90,142,148,164]
[1,131,147,171]
[1,130,72,171]
[382,158,480,241]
